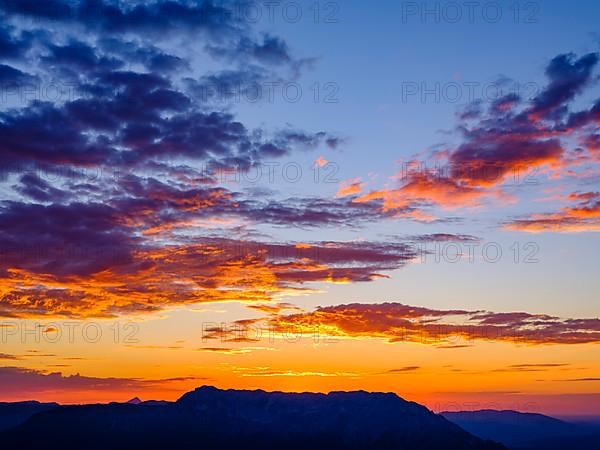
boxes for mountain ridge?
[442,409,600,449]
[0,385,505,450]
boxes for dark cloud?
[98,38,190,73]
[0,80,335,170]
[0,25,32,58]
[0,366,148,391]
[0,101,119,166]
[565,98,600,130]
[241,197,395,228]
[0,63,35,84]
[13,173,72,202]
[0,0,331,171]
[42,39,123,73]
[529,52,599,120]
[0,200,137,279]
[0,366,201,396]
[0,0,241,36]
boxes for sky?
[0,0,598,419]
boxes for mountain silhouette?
[0,401,59,432]
[0,386,505,450]
[442,409,600,449]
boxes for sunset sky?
[0,0,598,419]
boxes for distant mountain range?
[0,386,504,450]
[442,409,600,449]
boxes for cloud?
[240,196,395,228]
[353,173,502,213]
[0,366,183,392]
[0,0,402,319]
[231,366,358,377]
[0,0,335,173]
[0,63,36,84]
[0,366,210,402]
[343,52,600,220]
[406,233,479,243]
[471,363,573,373]
[384,366,421,374]
[505,191,600,232]
[509,363,570,369]
[0,238,419,318]
[195,346,273,355]
[0,0,242,37]
[0,25,33,58]
[562,378,600,382]
[434,344,473,349]
[224,302,600,346]
[0,0,596,333]
[245,303,302,314]
[196,347,252,354]
[208,34,293,65]
[529,52,599,120]
[336,178,365,197]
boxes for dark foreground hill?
[0,401,59,432]
[442,410,600,450]
[1,386,504,450]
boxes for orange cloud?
[352,173,499,212]
[506,191,600,232]
[336,178,365,198]
[0,240,418,318]
[217,302,600,346]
